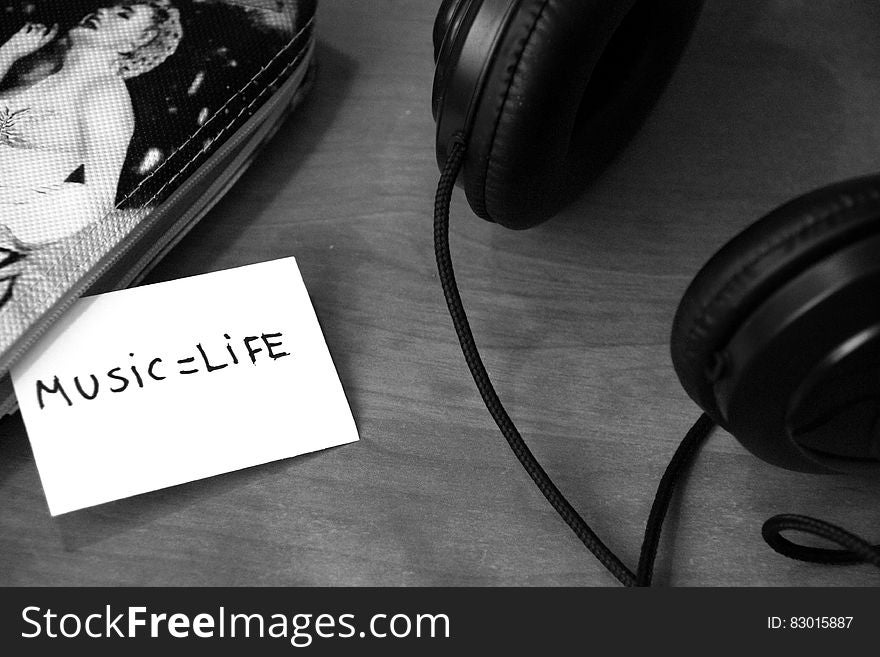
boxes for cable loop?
[762,514,880,567]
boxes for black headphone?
[431,0,880,583]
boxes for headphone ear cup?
[670,174,880,423]
[459,0,703,229]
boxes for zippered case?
[0,0,315,415]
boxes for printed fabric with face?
[73,4,157,51]
[70,2,182,79]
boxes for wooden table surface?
[2,0,880,587]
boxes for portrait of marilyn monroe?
[0,2,183,250]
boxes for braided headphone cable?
[762,515,880,567]
[433,134,716,586]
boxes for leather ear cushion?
[462,0,703,229]
[671,174,880,420]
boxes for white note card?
[11,257,359,515]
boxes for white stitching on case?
[120,15,314,207]
[140,44,312,210]
[218,0,292,13]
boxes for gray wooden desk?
[2,0,880,586]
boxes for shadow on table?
[53,447,338,552]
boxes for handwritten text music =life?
[34,331,290,410]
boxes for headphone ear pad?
[670,175,880,421]
[462,0,703,229]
